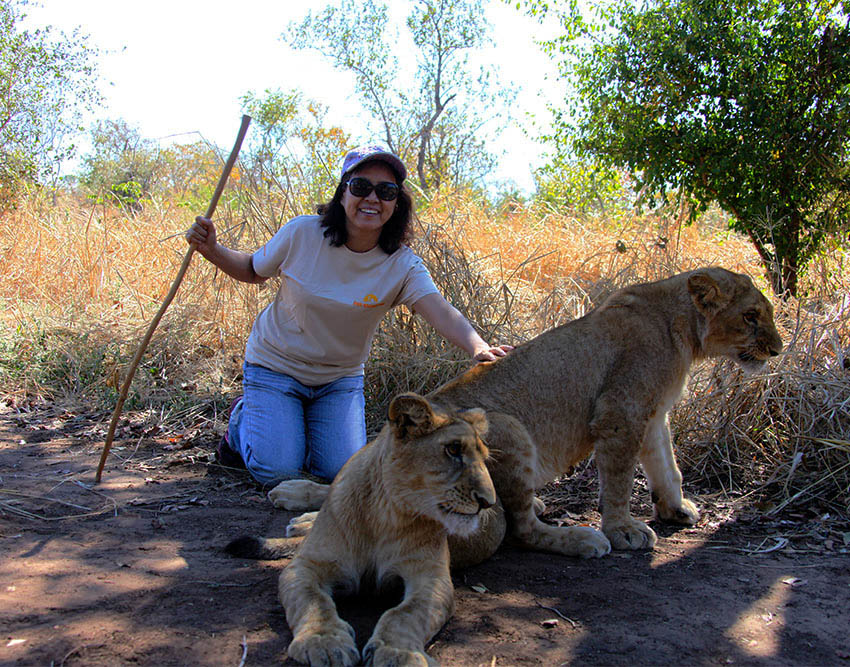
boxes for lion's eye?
[444,442,462,460]
[743,311,759,325]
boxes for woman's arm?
[185,216,267,285]
[412,292,513,362]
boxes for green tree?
[533,131,633,217]
[240,88,351,210]
[524,0,850,295]
[286,0,513,192]
[155,141,224,208]
[80,119,230,211]
[79,119,159,208]
[0,0,100,206]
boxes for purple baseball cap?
[340,145,407,182]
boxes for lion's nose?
[769,333,784,357]
[472,490,494,511]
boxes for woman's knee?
[244,450,301,486]
[306,416,365,481]
[238,412,306,485]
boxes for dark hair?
[317,161,413,254]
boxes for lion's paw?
[603,519,658,550]
[532,496,546,515]
[363,640,435,667]
[655,497,699,525]
[566,525,611,558]
[286,511,319,538]
[288,624,358,667]
[269,479,329,511]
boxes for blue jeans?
[228,363,367,486]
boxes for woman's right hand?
[184,217,263,284]
[185,216,217,257]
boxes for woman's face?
[341,161,398,251]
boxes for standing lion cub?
[271,267,783,562]
[228,393,499,667]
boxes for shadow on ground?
[0,407,848,665]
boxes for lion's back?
[434,301,652,426]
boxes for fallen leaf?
[471,583,490,594]
[6,639,26,647]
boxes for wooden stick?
[94,114,251,483]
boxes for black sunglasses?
[346,177,400,201]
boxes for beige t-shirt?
[245,215,439,386]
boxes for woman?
[185,145,511,486]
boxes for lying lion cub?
[228,393,498,667]
[271,267,783,561]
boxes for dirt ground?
[1,403,848,667]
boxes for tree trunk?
[768,224,800,298]
[744,214,799,299]
[773,228,799,298]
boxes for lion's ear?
[459,408,489,438]
[688,270,732,315]
[388,393,442,440]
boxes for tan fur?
[438,267,783,555]
[273,267,782,562]
[273,393,498,667]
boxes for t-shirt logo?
[354,293,386,308]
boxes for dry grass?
[672,295,850,516]
[1,186,848,516]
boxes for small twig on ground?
[751,559,846,568]
[0,488,91,511]
[0,485,118,521]
[534,599,579,628]
[238,635,248,667]
[0,501,42,520]
[109,435,145,464]
[74,480,119,517]
[125,492,202,507]
[180,581,256,588]
[745,536,789,554]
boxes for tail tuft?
[225,535,295,560]
[225,535,264,558]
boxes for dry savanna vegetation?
[1,179,848,519]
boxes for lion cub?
[271,268,783,562]
[228,393,497,667]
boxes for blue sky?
[27,0,565,193]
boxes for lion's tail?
[225,535,296,560]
